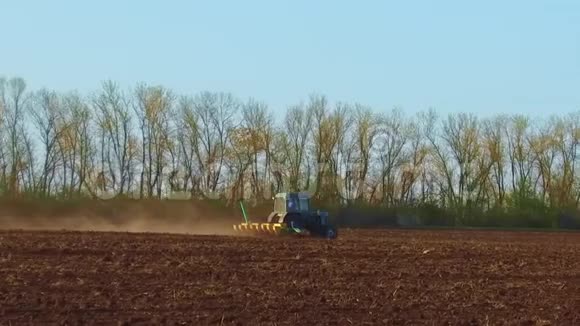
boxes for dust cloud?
[0,216,237,235]
[0,200,242,236]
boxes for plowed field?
[1,229,580,325]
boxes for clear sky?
[2,0,579,118]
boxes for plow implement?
[233,222,284,234]
[232,200,308,236]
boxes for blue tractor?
[233,192,338,239]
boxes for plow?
[233,192,338,239]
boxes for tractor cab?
[273,192,311,215]
[271,192,331,225]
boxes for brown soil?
[0,228,579,325]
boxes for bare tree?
[269,131,288,194]
[353,104,379,202]
[329,103,354,202]
[134,83,175,198]
[505,115,535,206]
[481,115,508,207]
[281,103,313,191]
[309,94,340,200]
[528,117,559,207]
[241,98,273,200]
[195,92,238,196]
[62,93,94,195]
[176,96,201,195]
[1,77,28,196]
[94,80,134,196]
[376,108,408,205]
[29,89,61,196]
[440,113,480,219]
[398,113,430,205]
[550,113,580,207]
[0,77,6,192]
[225,127,254,203]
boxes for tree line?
[1,76,579,227]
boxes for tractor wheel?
[283,213,304,233]
[324,226,337,239]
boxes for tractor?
[233,192,338,239]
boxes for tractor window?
[274,198,285,213]
[299,198,310,211]
[287,197,298,212]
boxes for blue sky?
[2,0,579,118]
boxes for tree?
[1,77,28,196]
[29,89,61,196]
[241,98,273,200]
[189,91,239,197]
[409,113,434,205]
[94,80,134,196]
[376,108,408,206]
[134,83,174,198]
[225,127,254,203]
[353,104,379,202]
[281,103,313,191]
[505,115,535,207]
[481,115,508,207]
